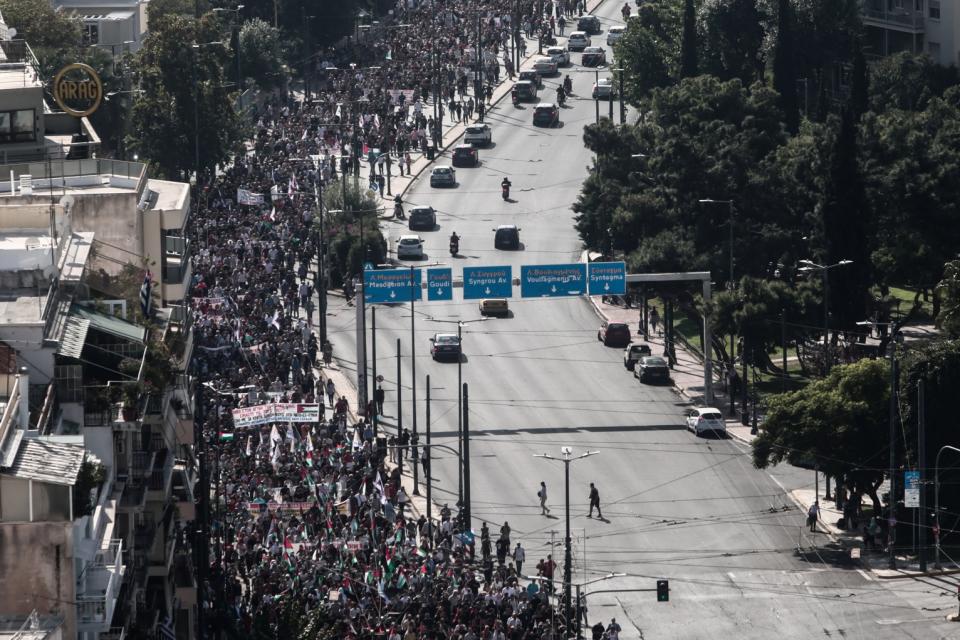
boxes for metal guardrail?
[861,7,924,29]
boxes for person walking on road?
[650,306,661,336]
[513,542,525,576]
[538,481,551,515]
[807,501,820,532]
[325,378,336,406]
[588,482,602,519]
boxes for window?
[929,0,941,19]
[55,364,83,403]
[82,22,99,46]
[929,41,941,59]
[0,109,36,143]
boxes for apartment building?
[0,35,197,640]
[862,0,960,66]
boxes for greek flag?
[157,615,175,640]
[139,271,152,317]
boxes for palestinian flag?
[305,450,314,467]
[416,547,428,558]
[283,536,294,550]
[219,432,235,442]
[396,572,407,589]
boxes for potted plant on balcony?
[121,383,142,421]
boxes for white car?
[592,77,614,99]
[533,56,559,76]
[396,235,425,260]
[567,31,591,51]
[685,407,726,436]
[429,165,456,187]
[464,123,492,146]
[546,46,570,67]
[607,25,626,46]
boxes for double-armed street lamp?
[534,447,598,631]
[798,259,854,374]
[212,6,245,93]
[699,199,738,415]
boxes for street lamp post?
[533,448,598,631]
[798,259,854,374]
[699,199,736,415]
[934,445,960,570]
[612,67,626,124]
[212,6,245,93]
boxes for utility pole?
[371,306,377,435]
[313,182,327,345]
[426,374,432,547]
[888,340,898,569]
[410,267,419,495]
[462,382,471,530]
[534,448,598,632]
[918,378,927,572]
[397,338,403,475]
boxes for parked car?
[546,46,570,66]
[533,102,559,127]
[607,25,626,45]
[452,144,479,167]
[396,235,425,260]
[479,298,509,317]
[567,31,591,51]
[430,333,461,361]
[429,165,456,187]
[513,80,539,102]
[685,407,726,436]
[464,123,492,146]
[581,46,607,67]
[598,321,631,347]
[623,342,652,370]
[577,15,601,34]
[408,206,436,231]
[592,76,614,99]
[518,69,543,88]
[533,56,559,76]
[635,356,670,384]
[493,225,521,250]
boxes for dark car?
[452,144,479,167]
[408,206,436,231]
[430,333,461,361]
[533,103,559,127]
[518,69,543,88]
[635,356,671,384]
[581,46,606,67]
[494,225,521,250]
[577,15,601,34]
[623,342,652,370]
[598,321,631,347]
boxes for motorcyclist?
[556,85,566,106]
[449,232,460,252]
[511,85,520,106]
[563,75,572,94]
[501,177,512,199]
[393,194,404,219]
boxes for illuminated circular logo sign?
[52,63,103,117]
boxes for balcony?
[76,539,125,632]
[118,481,146,512]
[101,627,127,640]
[861,2,925,32]
[131,450,156,480]
[146,449,173,502]
[172,466,195,521]
[173,553,197,608]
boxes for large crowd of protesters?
[184,0,622,638]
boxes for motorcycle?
[563,76,572,95]
[450,239,459,256]
[501,182,511,200]
[394,202,405,219]
[557,91,566,107]
[512,91,520,107]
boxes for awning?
[58,314,90,359]
[69,304,147,345]
[1,439,85,486]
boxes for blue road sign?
[427,268,453,301]
[588,261,626,295]
[363,269,422,304]
[904,470,920,508]
[463,266,512,299]
[520,263,587,298]
[364,262,374,271]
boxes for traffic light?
[657,579,669,602]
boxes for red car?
[598,321,631,347]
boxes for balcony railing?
[76,539,123,628]
[131,450,156,479]
[147,450,173,497]
[101,627,127,640]
[861,6,925,30]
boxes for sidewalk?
[588,292,960,580]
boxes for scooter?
[501,183,511,200]
[450,239,459,256]
[512,91,520,107]
[563,76,573,95]
[394,202,405,219]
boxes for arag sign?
[52,63,103,117]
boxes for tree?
[818,108,872,333]
[849,39,868,120]
[772,0,799,134]
[791,0,861,114]
[935,261,960,337]
[239,18,284,89]
[129,12,243,180]
[680,0,699,78]
[613,1,681,102]
[322,182,387,287]
[869,52,960,114]
[701,0,765,86]
[753,358,890,512]
[0,0,81,77]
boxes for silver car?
[546,46,570,67]
[429,165,456,187]
[464,123,492,146]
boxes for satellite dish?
[8,28,17,38]
[59,195,75,211]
